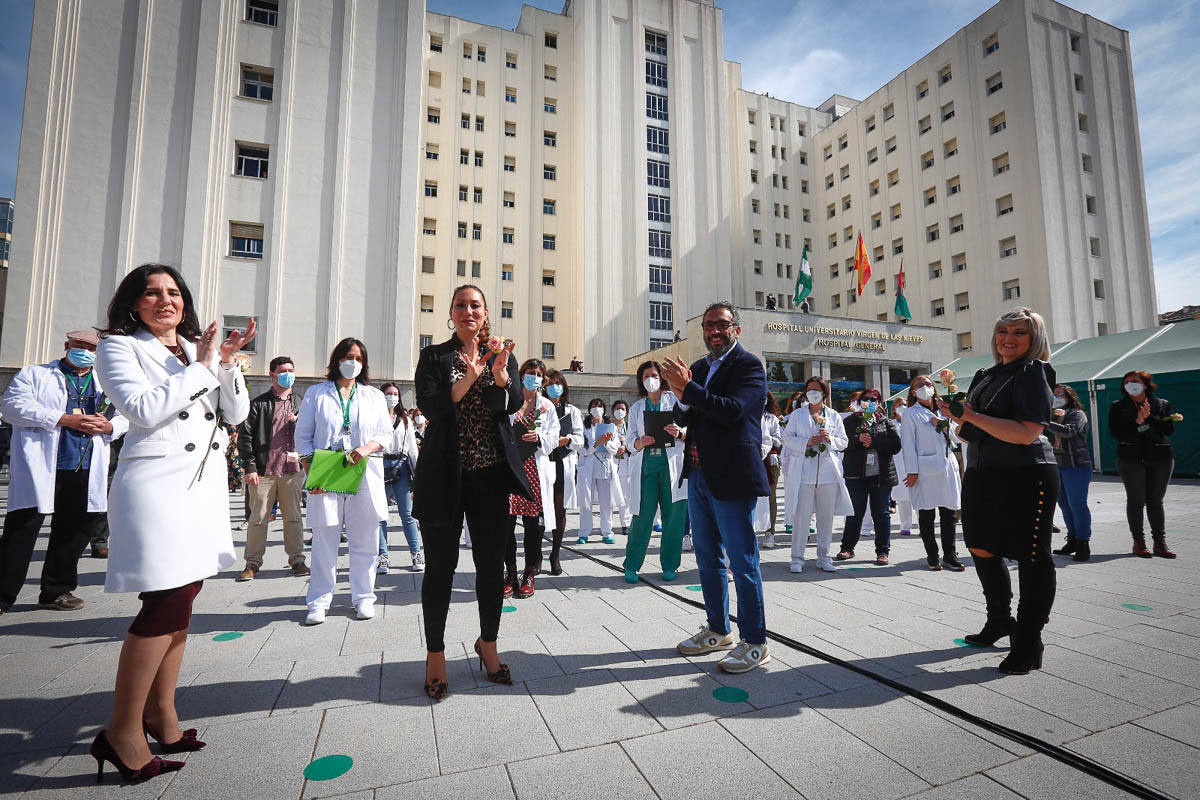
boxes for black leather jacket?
[841,412,901,487]
[237,389,300,476]
[1109,395,1174,462]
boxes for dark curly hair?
[100,263,203,341]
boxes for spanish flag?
[854,232,872,296]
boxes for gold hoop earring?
[446,318,455,330]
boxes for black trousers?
[505,514,544,574]
[918,506,959,561]
[1116,458,1172,537]
[840,477,892,555]
[420,464,511,653]
[0,470,105,608]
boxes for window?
[753,260,763,275]
[461,113,470,129]
[463,78,471,95]
[825,174,834,190]
[419,335,433,350]
[1089,236,1101,257]
[828,234,836,248]
[542,342,556,360]
[838,134,848,151]
[647,126,669,154]
[430,34,443,53]
[545,32,557,48]
[842,195,851,211]
[649,300,673,330]
[922,151,935,170]
[802,208,810,222]
[927,224,940,242]
[245,0,278,26]
[543,271,556,286]
[425,143,439,162]
[931,298,945,317]
[646,92,668,120]
[830,263,840,278]
[475,116,485,132]
[456,259,466,276]
[428,107,441,124]
[1002,278,1020,300]
[474,150,483,167]
[477,46,486,63]
[890,203,902,221]
[986,72,1004,96]
[996,194,1014,216]
[771,174,779,188]
[505,87,517,103]
[646,59,667,88]
[240,65,274,101]
[871,212,882,229]
[1074,73,1084,92]
[424,180,437,198]
[544,65,557,80]
[543,198,555,215]
[949,214,964,234]
[952,252,966,272]
[888,169,900,188]
[752,199,760,214]
[504,156,516,172]
[947,176,961,196]
[798,121,806,137]
[648,193,671,223]
[457,222,467,238]
[543,234,556,251]
[886,136,897,154]
[1085,195,1096,215]
[504,192,515,208]
[865,116,876,134]
[939,65,952,85]
[471,261,481,278]
[646,31,667,56]
[422,218,436,236]
[831,294,841,309]
[505,122,516,138]
[544,164,557,180]
[993,152,1010,174]
[983,33,999,56]
[801,179,808,194]
[748,109,756,125]
[649,230,672,258]
[924,187,937,206]
[541,305,556,323]
[1081,153,1092,173]
[798,151,807,165]
[1000,237,1017,259]
[827,203,836,220]
[942,101,955,123]
[472,223,481,241]
[463,42,473,59]
[544,130,557,147]
[883,103,895,121]
[502,302,514,319]
[429,71,442,89]
[929,261,942,279]
[503,227,514,244]
[1094,279,1105,299]
[846,290,857,306]
[843,226,854,242]
[957,332,973,352]
[955,292,969,312]
[919,116,932,136]
[840,165,850,182]
[458,185,468,202]
[502,266,514,281]
[916,80,929,100]
[870,179,880,197]
[1078,113,1089,133]
[892,237,904,255]
[990,112,1007,134]
[875,279,886,296]
[506,52,518,69]
[1070,33,1081,53]
[944,138,958,159]
[459,149,469,165]
[473,187,483,203]
[823,145,833,161]
[647,159,670,187]
[646,263,673,295]
[868,147,878,165]
[755,291,764,308]
[420,295,434,314]
[750,140,759,155]
[229,222,264,259]
[544,97,557,114]
[872,246,885,264]
[235,143,269,178]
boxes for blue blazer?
[673,342,770,501]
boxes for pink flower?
[487,337,504,354]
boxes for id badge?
[1136,423,1150,433]
[286,451,300,466]
[340,432,353,452]
[71,408,83,416]
[866,452,877,467]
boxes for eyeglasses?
[701,321,735,331]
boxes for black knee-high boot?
[548,528,564,575]
[1000,555,1055,674]
[940,508,964,570]
[963,555,1015,646]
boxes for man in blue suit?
[662,302,771,673]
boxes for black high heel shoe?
[963,616,1016,647]
[998,633,1044,675]
[474,638,514,685]
[90,730,184,785]
[143,721,206,753]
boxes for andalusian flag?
[894,259,912,321]
[854,233,872,296]
[793,244,812,305]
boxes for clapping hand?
[460,345,486,384]
[218,318,258,365]
[1135,402,1151,425]
[660,357,692,396]
[490,340,516,387]
[858,433,873,447]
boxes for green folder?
[304,449,368,494]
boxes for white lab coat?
[295,381,394,528]
[899,403,962,511]
[890,416,910,503]
[97,330,248,593]
[623,393,687,511]
[614,418,634,520]
[782,405,853,522]
[549,401,583,510]
[754,413,783,531]
[1,360,129,514]
[509,394,561,531]
[384,414,420,475]
[577,424,626,507]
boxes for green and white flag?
[793,244,812,306]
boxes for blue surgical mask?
[276,371,296,388]
[522,374,543,391]
[66,348,95,368]
[546,383,564,399]
[865,400,879,413]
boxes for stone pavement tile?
[536,591,633,629]
[507,743,657,800]
[22,740,192,799]
[985,753,1136,800]
[0,613,115,657]
[174,660,294,728]
[307,792,373,800]
[692,650,835,708]
[982,668,1149,733]
[525,669,662,750]
[757,602,840,638]
[599,585,696,622]
[858,582,970,613]
[1096,622,1200,660]
[162,710,322,800]
[721,700,930,799]
[491,632,567,684]
[1038,644,1200,712]
[273,651,382,715]
[0,747,68,795]
[375,765,513,800]
[0,683,96,755]
[1108,578,1200,608]
[432,685,558,773]
[178,627,273,671]
[11,686,116,756]
[0,646,106,697]
[1058,585,1190,618]
[380,641,480,702]
[252,617,351,665]
[1050,597,1162,631]
[340,607,421,656]
[623,721,800,799]
[301,701,438,798]
[1144,613,1200,636]
[902,774,1023,799]
[1067,723,1200,800]
[806,684,1013,785]
[770,593,886,630]
[602,616,696,662]
[1133,703,1200,749]
[1057,632,1200,689]
[768,637,911,693]
[536,625,643,676]
[613,659,754,729]
[872,617,1003,667]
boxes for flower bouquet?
[233,352,252,374]
[938,368,967,418]
[1160,413,1184,423]
[805,415,829,458]
[515,405,544,461]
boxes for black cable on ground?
[552,539,1173,800]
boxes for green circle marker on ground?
[954,638,985,648]
[846,567,867,571]
[712,686,750,703]
[501,605,517,613]
[212,632,243,642]
[685,585,704,592]
[304,754,353,781]
[1121,603,1153,611]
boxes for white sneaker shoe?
[677,624,736,656]
[377,554,390,574]
[717,641,771,674]
[411,551,425,572]
[682,534,694,552]
[355,602,375,620]
[304,608,326,626]
[789,561,804,574]
[819,559,837,573]
[763,532,775,549]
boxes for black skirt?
[961,464,1059,560]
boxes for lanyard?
[66,370,94,400]
[337,383,356,432]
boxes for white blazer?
[97,330,248,593]
[899,403,962,511]
[782,404,853,521]
[553,402,584,510]
[577,424,626,508]
[384,415,419,476]
[509,394,561,530]
[295,380,393,528]
[624,392,687,511]
[754,413,783,531]
[890,415,910,503]
[2,360,129,514]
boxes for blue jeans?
[687,468,766,645]
[1057,466,1092,541]
[840,477,892,555]
[379,469,421,556]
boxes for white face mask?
[414,415,425,426]
[385,394,399,409]
[643,376,661,394]
[613,409,626,421]
[1125,382,1144,397]
[1052,397,1067,409]
[915,385,935,401]
[894,406,906,419]
[339,359,362,380]
[805,390,824,405]
[590,406,604,420]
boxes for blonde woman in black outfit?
[413,285,532,700]
[940,307,1058,675]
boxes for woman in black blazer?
[1108,370,1177,558]
[413,284,532,700]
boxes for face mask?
[386,394,400,409]
[414,415,426,426]
[590,406,604,419]
[1125,382,1144,397]
[66,348,95,368]
[276,371,296,389]
[546,383,564,399]
[1052,397,1067,409]
[805,390,824,405]
[643,376,661,394]
[339,359,362,380]
[915,385,935,401]
[850,401,861,412]
[522,374,543,391]
[894,406,906,419]
[864,400,879,413]
[613,409,626,421]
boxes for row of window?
[431,33,557,60]
[746,109,806,138]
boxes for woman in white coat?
[755,392,784,548]
[296,338,393,624]
[612,400,635,534]
[543,370,582,574]
[889,398,913,536]
[900,375,965,571]
[622,361,688,581]
[576,398,625,544]
[93,264,253,783]
[503,359,560,597]
[782,377,851,573]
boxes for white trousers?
[896,500,913,531]
[791,483,839,565]
[307,492,379,612]
[578,475,615,539]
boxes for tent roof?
[1100,319,1200,379]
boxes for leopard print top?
[451,347,504,471]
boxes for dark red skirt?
[129,580,204,636]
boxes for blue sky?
[0,0,1195,310]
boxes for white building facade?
[4,0,1155,375]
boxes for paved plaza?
[1,476,1198,799]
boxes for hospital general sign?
[764,322,926,353]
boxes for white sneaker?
[726,569,734,582]
[677,624,736,656]
[377,554,390,574]
[717,641,771,674]
[304,608,326,626]
[819,559,837,573]
[763,532,775,549]
[789,561,804,574]
[411,551,425,572]
[682,534,694,552]
[355,602,375,620]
